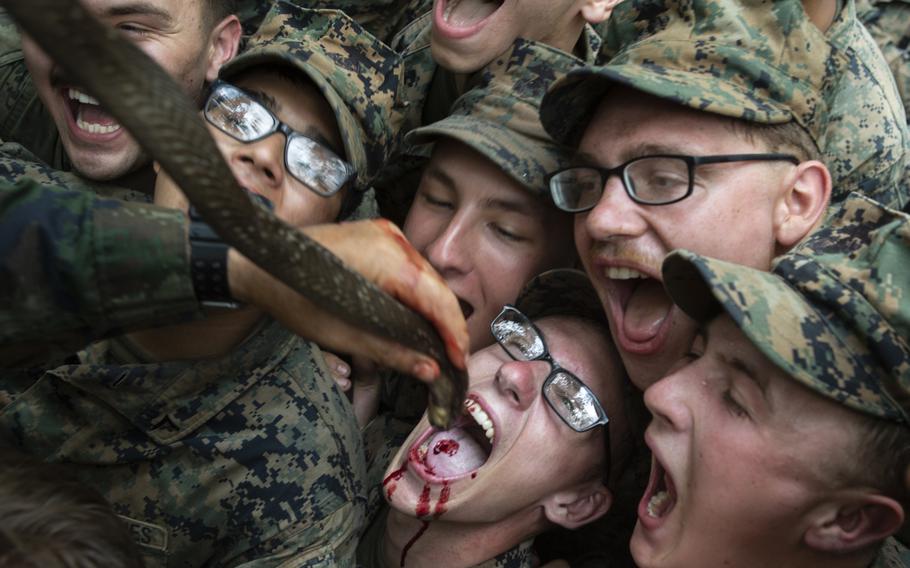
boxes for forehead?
[578,86,758,160]
[426,139,545,208]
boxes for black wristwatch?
[188,192,273,310]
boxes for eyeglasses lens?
[205,85,275,141]
[491,309,545,361]
[545,371,603,431]
[625,157,690,204]
[550,168,602,212]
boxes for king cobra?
[4,0,465,429]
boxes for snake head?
[427,365,469,430]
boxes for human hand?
[227,219,468,381]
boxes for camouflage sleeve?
[0,9,68,169]
[0,176,202,366]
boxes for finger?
[334,376,351,392]
[322,351,351,379]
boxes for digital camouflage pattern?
[662,193,910,424]
[821,0,908,208]
[405,39,584,195]
[874,537,910,567]
[0,9,67,171]
[0,176,200,368]
[857,0,910,115]
[541,0,837,149]
[223,2,405,190]
[0,319,367,567]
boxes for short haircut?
[854,414,910,512]
[727,118,822,163]
[0,451,144,568]
[203,0,239,28]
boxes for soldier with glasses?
[357,269,634,568]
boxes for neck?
[382,507,544,568]
[126,306,264,362]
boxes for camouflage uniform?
[543,0,910,209]
[2,5,405,565]
[0,176,200,368]
[1,320,367,567]
[660,192,910,568]
[0,9,68,170]
[857,0,910,115]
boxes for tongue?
[425,427,487,478]
[78,103,119,127]
[448,0,499,27]
[622,279,672,343]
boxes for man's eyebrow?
[571,141,693,167]
[247,89,281,115]
[102,1,174,23]
[480,197,534,216]
[423,163,457,191]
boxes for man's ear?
[580,0,625,25]
[542,480,613,529]
[804,492,904,554]
[204,15,242,83]
[773,159,831,251]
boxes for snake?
[4,0,466,429]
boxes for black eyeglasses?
[203,80,355,196]
[490,305,610,434]
[547,153,800,211]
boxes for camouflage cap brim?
[662,245,909,424]
[516,268,607,328]
[405,113,569,195]
[220,49,368,186]
[404,39,582,195]
[541,0,834,149]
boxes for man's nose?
[643,365,695,433]
[424,215,472,276]
[582,175,649,241]
[233,133,286,189]
[494,359,548,410]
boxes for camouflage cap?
[405,39,584,195]
[219,1,404,189]
[662,193,910,424]
[516,268,608,329]
[541,0,837,148]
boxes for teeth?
[68,87,99,105]
[606,266,648,280]
[464,399,495,444]
[647,490,670,518]
[76,113,120,134]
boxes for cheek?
[403,206,444,255]
[279,189,341,228]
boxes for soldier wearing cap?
[0,5,451,566]
[632,193,910,568]
[357,269,632,568]
[539,0,838,392]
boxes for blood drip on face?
[416,483,432,518]
[434,482,451,516]
[383,463,408,502]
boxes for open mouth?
[409,395,494,481]
[639,454,677,526]
[435,0,504,37]
[62,87,122,137]
[458,297,474,320]
[604,266,674,355]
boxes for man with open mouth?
[539,0,839,391]
[2,0,241,193]
[356,269,633,568]
[632,194,910,568]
